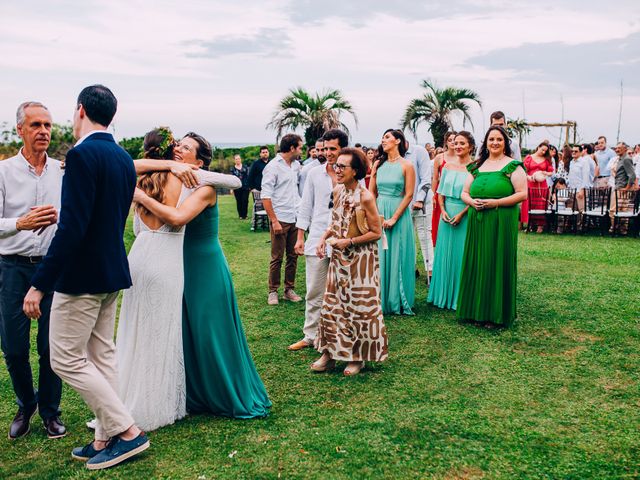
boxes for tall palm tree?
[267,88,358,146]
[401,80,481,147]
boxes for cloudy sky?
[1,0,639,147]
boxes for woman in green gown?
[457,126,527,326]
[369,129,416,315]
[427,132,474,310]
[135,133,271,418]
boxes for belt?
[1,254,44,264]
[596,176,609,179]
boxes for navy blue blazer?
[32,132,136,294]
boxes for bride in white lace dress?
[116,184,189,431]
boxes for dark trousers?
[234,189,250,219]
[268,221,298,292]
[0,257,61,419]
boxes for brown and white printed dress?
[316,184,388,362]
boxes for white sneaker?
[86,418,97,430]
[268,292,279,305]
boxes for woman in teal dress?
[427,131,474,310]
[457,126,527,326]
[136,132,271,418]
[369,129,416,315]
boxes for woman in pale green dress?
[427,132,474,310]
[369,129,416,315]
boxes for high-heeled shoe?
[343,361,365,376]
[310,356,336,372]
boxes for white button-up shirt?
[296,163,334,256]
[261,154,301,223]
[0,149,64,256]
[567,157,591,190]
[298,158,321,196]
[404,144,433,207]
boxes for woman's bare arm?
[134,186,216,226]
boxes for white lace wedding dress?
[116,189,188,431]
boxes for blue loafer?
[71,441,103,461]
[86,433,150,470]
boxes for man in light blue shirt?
[403,139,433,278]
[594,136,617,187]
[261,134,303,305]
[567,145,590,211]
[298,139,325,196]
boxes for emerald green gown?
[456,160,524,326]
[376,160,415,315]
[183,203,271,417]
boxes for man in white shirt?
[567,144,590,211]
[302,145,318,166]
[298,138,325,196]
[594,136,617,188]
[287,130,344,351]
[403,140,433,280]
[261,134,304,305]
[0,102,65,440]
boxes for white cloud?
[0,0,638,147]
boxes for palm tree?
[267,88,358,146]
[401,80,481,147]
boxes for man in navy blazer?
[23,85,149,470]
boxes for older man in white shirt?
[287,130,345,351]
[261,133,304,305]
[0,101,66,440]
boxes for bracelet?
[350,238,355,246]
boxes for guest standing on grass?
[313,148,386,376]
[288,130,343,351]
[431,131,457,247]
[457,125,526,327]
[247,146,271,191]
[22,85,148,470]
[298,138,325,196]
[0,101,65,441]
[369,129,416,315]
[230,154,250,219]
[427,132,474,310]
[261,134,303,306]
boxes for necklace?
[388,155,402,163]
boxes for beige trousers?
[303,255,329,343]
[49,292,134,441]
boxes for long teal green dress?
[457,160,524,326]
[183,203,271,417]
[427,168,469,309]
[376,160,415,315]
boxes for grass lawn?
[1,195,639,479]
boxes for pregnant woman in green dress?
[135,133,271,418]
[427,132,474,310]
[369,129,416,315]
[457,126,527,327]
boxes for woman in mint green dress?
[136,133,271,418]
[457,126,527,326]
[370,130,416,315]
[427,132,474,310]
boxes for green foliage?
[267,87,358,146]
[1,197,638,479]
[507,118,533,150]
[401,80,482,147]
[119,136,144,159]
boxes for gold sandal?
[310,356,336,373]
[343,361,365,376]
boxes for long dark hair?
[548,145,559,170]
[377,129,407,169]
[474,125,513,169]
